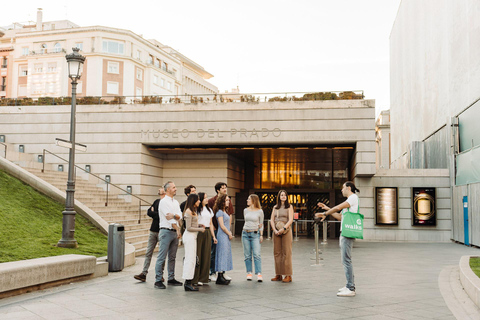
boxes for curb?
[460,255,480,309]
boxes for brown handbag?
[274,209,289,235]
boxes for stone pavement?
[0,238,479,320]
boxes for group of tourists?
[134,179,361,297]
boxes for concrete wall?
[356,169,451,242]
[0,99,376,205]
[390,0,480,163]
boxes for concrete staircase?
[25,168,153,256]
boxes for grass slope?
[471,257,480,278]
[0,169,108,263]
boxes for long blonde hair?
[249,194,261,210]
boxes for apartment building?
[0,9,218,100]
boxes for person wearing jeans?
[316,181,360,297]
[242,194,264,282]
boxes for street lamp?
[57,47,85,248]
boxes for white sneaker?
[224,274,232,280]
[246,273,253,281]
[257,274,263,282]
[337,287,356,297]
[210,274,217,282]
[197,282,203,286]
[338,286,347,292]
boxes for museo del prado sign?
[141,127,282,140]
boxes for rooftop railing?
[0,90,364,106]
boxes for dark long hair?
[213,193,227,214]
[184,193,199,215]
[197,192,212,215]
[274,189,290,210]
[345,181,360,193]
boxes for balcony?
[30,48,66,55]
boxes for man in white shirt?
[154,181,183,289]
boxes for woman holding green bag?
[315,181,361,297]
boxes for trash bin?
[107,223,125,272]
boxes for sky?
[4,0,401,116]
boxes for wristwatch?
[283,227,286,231]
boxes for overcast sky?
[4,0,401,116]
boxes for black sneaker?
[154,281,166,289]
[167,279,183,286]
[134,273,146,282]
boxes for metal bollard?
[321,220,328,244]
[267,219,271,240]
[310,222,323,266]
[294,220,299,241]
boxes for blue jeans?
[340,235,355,291]
[242,230,262,274]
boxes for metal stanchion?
[232,214,236,238]
[294,220,299,241]
[321,220,328,244]
[311,222,323,266]
[267,219,271,240]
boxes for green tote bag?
[341,203,364,239]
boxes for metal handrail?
[41,149,152,223]
[0,142,6,158]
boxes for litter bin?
[108,223,125,272]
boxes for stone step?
[125,228,151,237]
[104,214,149,222]
[126,234,149,243]
[124,223,152,231]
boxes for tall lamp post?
[57,47,85,248]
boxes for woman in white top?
[192,192,217,286]
[316,181,360,297]
[242,194,264,282]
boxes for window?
[154,59,160,68]
[18,85,27,96]
[53,43,61,53]
[136,68,143,81]
[48,62,57,72]
[20,65,28,76]
[102,40,124,54]
[51,24,55,30]
[136,87,142,97]
[34,63,43,73]
[1,77,6,91]
[153,75,158,85]
[107,61,119,74]
[147,55,153,65]
[136,50,141,60]
[162,61,167,71]
[40,44,47,54]
[160,78,165,87]
[46,82,55,93]
[75,43,83,51]
[77,81,83,94]
[33,83,44,94]
[1,57,7,68]
[22,47,29,55]
[167,81,171,90]
[107,81,119,94]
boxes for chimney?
[36,8,43,31]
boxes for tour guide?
[316,181,360,297]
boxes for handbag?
[340,203,364,239]
[274,209,289,235]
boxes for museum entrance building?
[0,98,452,241]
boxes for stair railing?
[41,149,151,224]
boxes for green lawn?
[471,257,480,278]
[0,169,108,263]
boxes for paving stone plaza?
[0,238,478,320]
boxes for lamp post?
[57,47,85,248]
